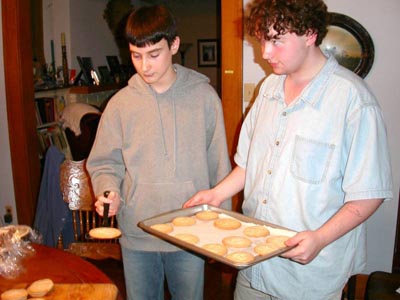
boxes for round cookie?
[172,216,196,226]
[88,227,121,239]
[226,251,255,264]
[150,223,173,234]
[195,210,219,221]
[243,225,270,238]
[27,278,54,298]
[202,243,228,256]
[174,233,199,244]
[254,243,279,256]
[266,235,289,248]
[222,236,252,248]
[214,218,241,230]
[1,288,28,300]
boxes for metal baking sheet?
[138,204,297,269]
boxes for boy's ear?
[305,30,317,46]
[171,37,180,54]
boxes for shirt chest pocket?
[290,136,335,184]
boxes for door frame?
[2,0,41,226]
[221,0,244,211]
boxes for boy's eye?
[150,52,160,58]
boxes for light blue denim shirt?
[234,55,393,300]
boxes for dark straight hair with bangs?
[125,5,178,48]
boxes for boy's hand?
[95,191,121,216]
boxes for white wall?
[0,4,18,225]
[43,0,70,71]
[243,0,400,274]
[43,0,119,74]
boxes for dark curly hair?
[246,0,329,46]
[125,5,178,48]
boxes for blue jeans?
[121,248,204,300]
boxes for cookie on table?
[243,225,270,238]
[172,216,196,226]
[150,223,173,234]
[226,251,255,264]
[174,233,200,244]
[195,210,219,221]
[27,278,54,298]
[202,243,228,256]
[214,218,241,230]
[222,236,252,248]
[1,288,28,300]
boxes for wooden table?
[0,243,120,300]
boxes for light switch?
[244,83,256,102]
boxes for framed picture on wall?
[320,12,374,78]
[198,39,219,67]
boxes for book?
[35,97,58,125]
[36,123,71,159]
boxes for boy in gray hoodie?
[87,4,231,300]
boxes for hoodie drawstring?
[155,94,177,172]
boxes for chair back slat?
[59,159,120,248]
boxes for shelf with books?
[36,123,71,160]
[34,96,71,161]
[34,97,65,126]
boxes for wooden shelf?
[69,84,122,94]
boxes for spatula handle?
[102,191,110,227]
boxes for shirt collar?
[265,54,339,106]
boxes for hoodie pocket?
[120,181,196,238]
[290,135,335,184]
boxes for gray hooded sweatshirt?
[87,64,231,251]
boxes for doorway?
[2,0,243,225]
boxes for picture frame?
[320,12,374,78]
[76,56,94,85]
[197,39,219,67]
[98,65,114,84]
[106,55,122,82]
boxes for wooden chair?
[59,158,122,261]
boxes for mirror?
[321,12,375,78]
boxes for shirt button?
[262,199,267,204]
[282,111,287,116]
[267,170,272,175]
[275,140,280,146]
